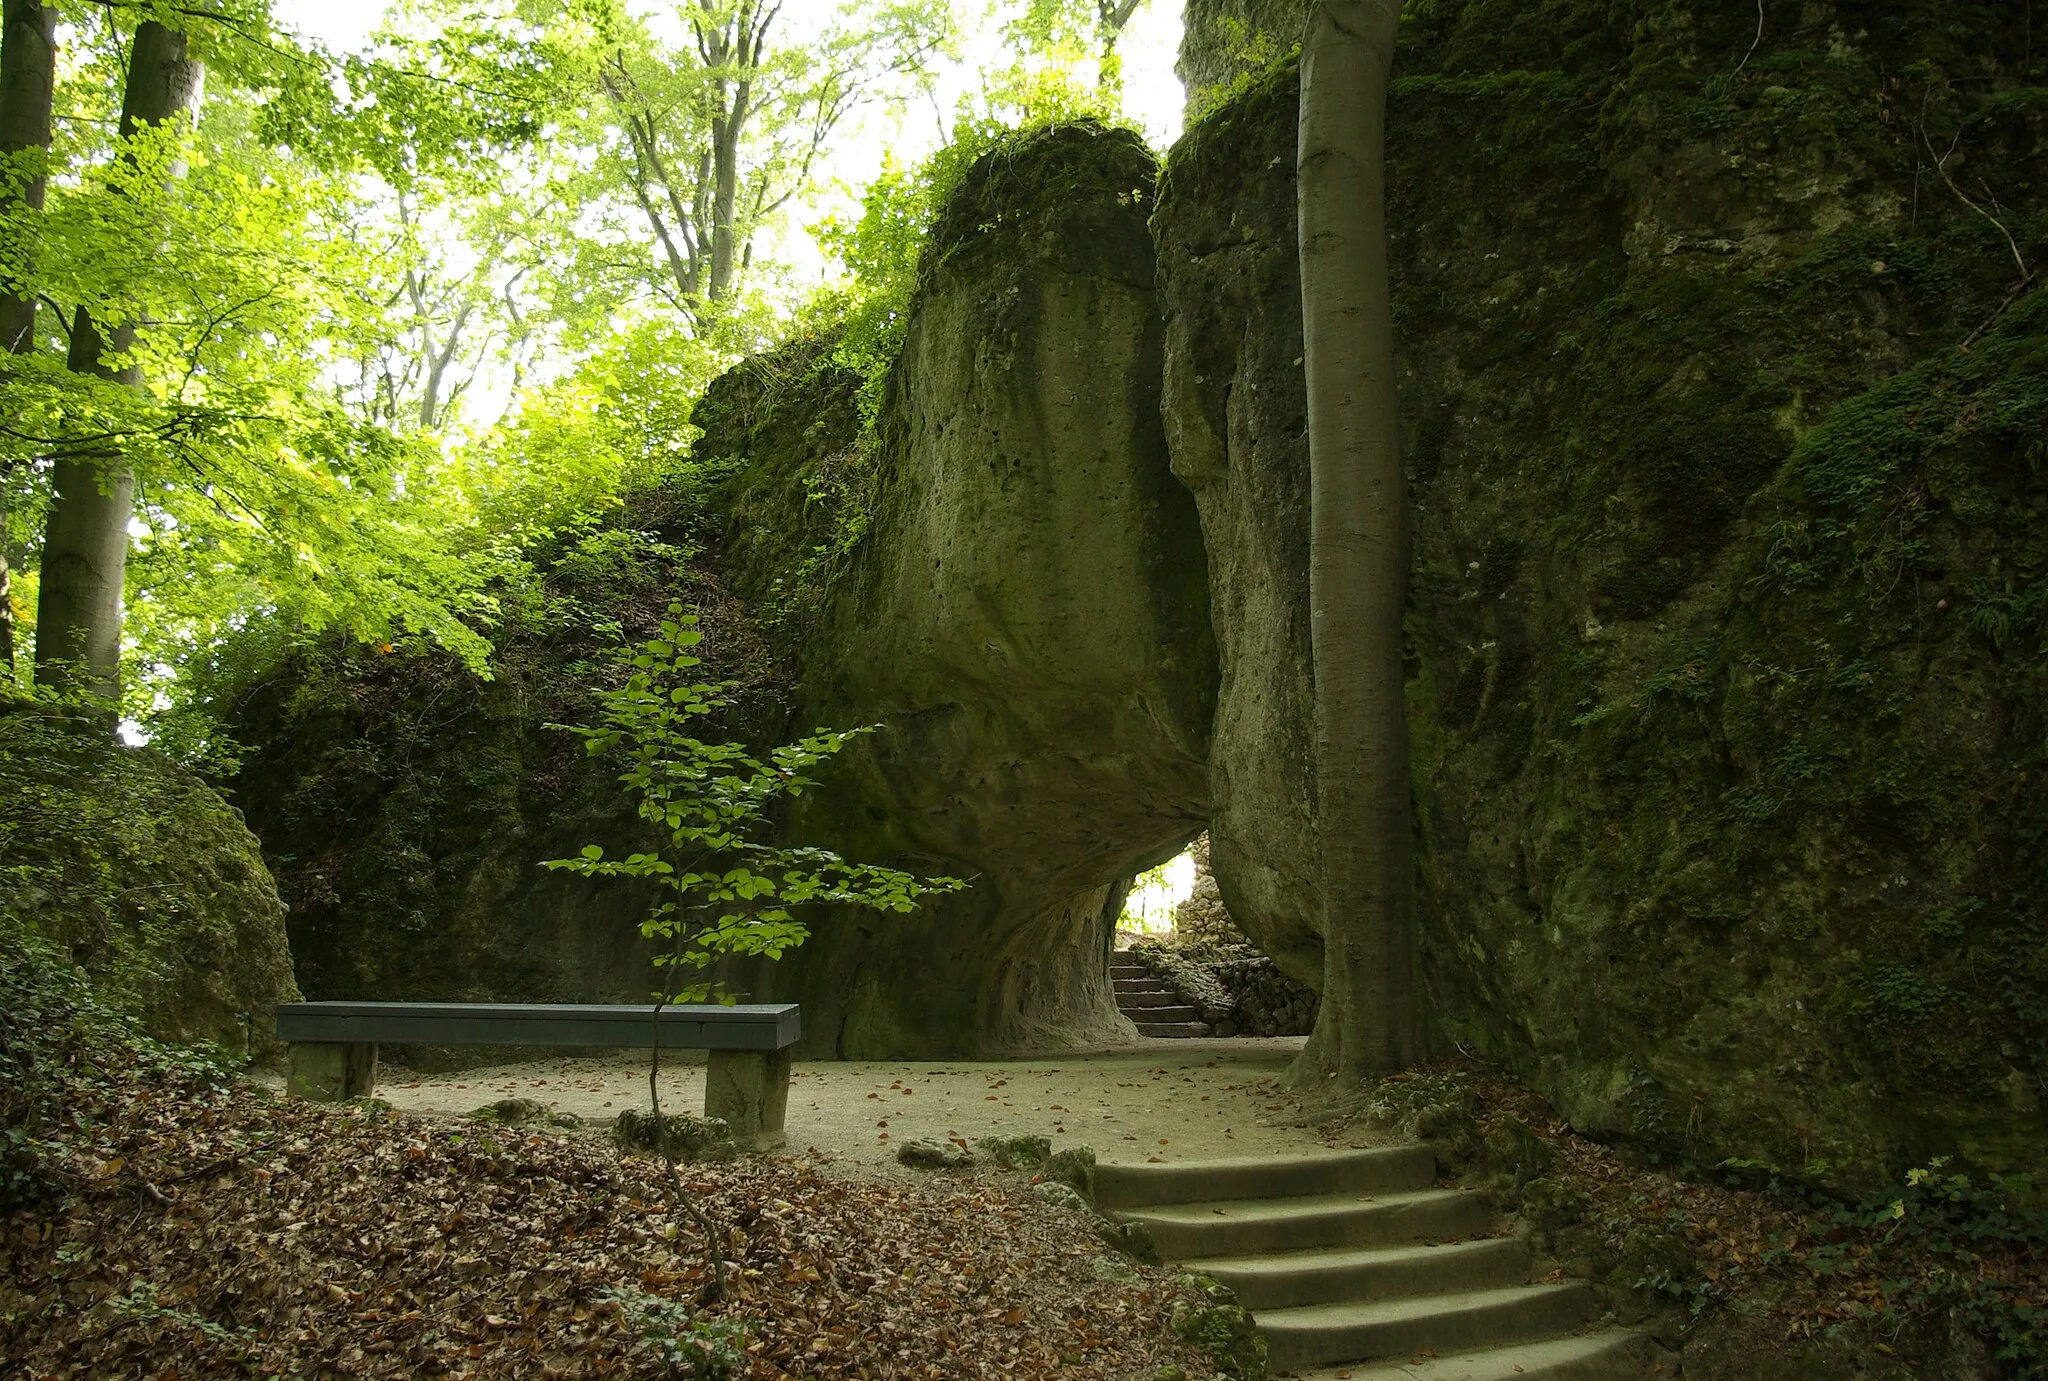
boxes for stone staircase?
[1112,950,1210,1037]
[1096,1146,1658,1379]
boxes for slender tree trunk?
[418,300,473,428]
[707,98,744,301]
[1293,0,1425,1092]
[0,1,56,673]
[700,0,763,306]
[33,21,203,711]
[36,310,138,703]
[1095,0,1142,91]
[0,0,53,352]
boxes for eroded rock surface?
[760,125,1217,1056]
[1156,0,2047,1187]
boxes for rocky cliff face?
[225,126,1214,1062]
[745,125,1217,1056]
[1156,0,2047,1187]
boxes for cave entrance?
[1116,845,1199,944]
[1108,835,1320,1039]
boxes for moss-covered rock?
[1177,0,1307,120]
[1170,1274,1268,1380]
[0,705,298,1058]
[612,1109,736,1162]
[1154,0,2048,1190]
[211,520,771,1038]
[217,124,1216,1064]
[976,1133,1053,1170]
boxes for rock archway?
[744,126,1217,1057]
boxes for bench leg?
[704,1047,791,1149]
[287,1042,378,1101]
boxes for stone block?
[286,1041,377,1101]
[704,1046,792,1149]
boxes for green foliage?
[1821,1163,2048,1374]
[0,0,960,733]
[0,84,505,700]
[105,1280,258,1350]
[600,1286,749,1380]
[545,602,961,1001]
[1185,30,1299,125]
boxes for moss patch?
[1157,0,2048,1192]
[0,704,298,1058]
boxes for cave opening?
[1107,834,1320,1041]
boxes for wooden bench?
[276,1001,801,1147]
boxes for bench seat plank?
[276,1001,800,1052]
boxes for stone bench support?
[277,1001,801,1147]
[705,1047,794,1147]
[286,1040,378,1101]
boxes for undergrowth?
[1350,1058,2048,1375]
[0,929,235,1213]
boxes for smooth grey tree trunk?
[0,0,53,353]
[1293,0,1426,1091]
[0,1,56,671]
[33,21,202,710]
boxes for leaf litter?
[1,1056,1217,1379]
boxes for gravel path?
[373,1038,1346,1170]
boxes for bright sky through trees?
[4,0,1190,741]
[269,1,1187,304]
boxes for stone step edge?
[1256,1281,1596,1372]
[1284,1327,1657,1381]
[1114,1185,1471,1229]
[1134,1023,1211,1038]
[1096,1151,1440,1214]
[1179,1235,1528,1305]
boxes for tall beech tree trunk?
[33,21,202,710]
[697,0,767,307]
[0,0,53,353]
[0,1,57,670]
[1295,0,1426,1089]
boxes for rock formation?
[1155,0,2047,1187]
[216,2,2046,1190]
[1167,837,1242,948]
[0,704,299,1059]
[758,125,1216,1056]
[227,125,1215,1062]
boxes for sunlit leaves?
[545,601,963,1003]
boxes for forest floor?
[1,1038,1238,1380]
[8,1013,2045,1379]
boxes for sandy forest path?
[370,1037,1352,1171]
